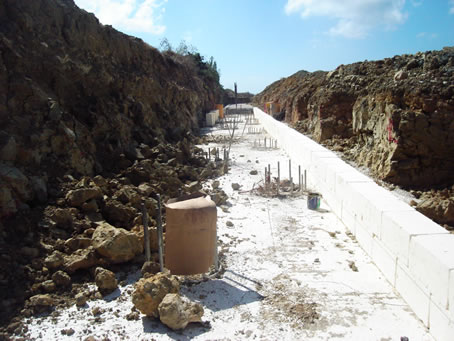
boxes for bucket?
[307,193,321,210]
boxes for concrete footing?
[254,107,454,341]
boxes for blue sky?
[74,0,454,94]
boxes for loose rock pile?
[0,136,229,333]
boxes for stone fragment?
[44,250,65,269]
[141,261,161,276]
[132,272,180,317]
[249,170,258,175]
[64,247,99,272]
[231,183,240,190]
[0,164,32,201]
[41,280,56,293]
[394,70,408,81]
[51,270,71,287]
[94,267,118,294]
[75,292,87,307]
[65,236,91,252]
[92,221,142,263]
[29,294,54,310]
[66,187,102,207]
[102,200,136,227]
[82,199,98,213]
[51,208,73,227]
[158,293,204,330]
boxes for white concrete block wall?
[253,107,454,341]
[409,235,454,312]
[206,110,219,127]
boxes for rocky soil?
[0,0,229,333]
[253,48,454,229]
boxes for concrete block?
[355,188,414,239]
[318,158,352,194]
[354,221,374,255]
[429,300,454,341]
[395,263,430,326]
[409,234,454,311]
[206,112,217,127]
[371,237,397,286]
[321,191,342,216]
[341,204,356,235]
[334,170,374,202]
[381,211,448,268]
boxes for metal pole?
[156,194,164,272]
[141,200,151,262]
[277,161,280,194]
[268,164,271,184]
[298,166,301,192]
[304,170,307,191]
[264,137,266,148]
[265,167,267,184]
[289,160,292,181]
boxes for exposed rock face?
[0,0,223,219]
[254,48,454,189]
[158,293,204,330]
[132,272,180,317]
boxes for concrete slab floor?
[21,121,434,341]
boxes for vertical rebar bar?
[304,170,307,191]
[268,164,271,184]
[141,200,151,262]
[156,194,164,272]
[277,161,280,194]
[298,165,301,192]
[289,160,292,182]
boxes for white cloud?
[74,0,166,35]
[284,0,407,39]
[450,0,454,14]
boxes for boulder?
[102,200,136,227]
[0,164,32,201]
[41,280,56,293]
[65,236,91,252]
[131,225,159,252]
[44,250,65,269]
[417,198,454,226]
[94,267,118,294]
[51,270,71,287]
[75,292,87,307]
[0,185,16,216]
[92,221,142,263]
[64,247,100,272]
[158,293,204,330]
[51,208,73,228]
[132,272,180,317]
[66,187,102,207]
[141,261,161,276]
[28,294,55,311]
[0,134,16,161]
